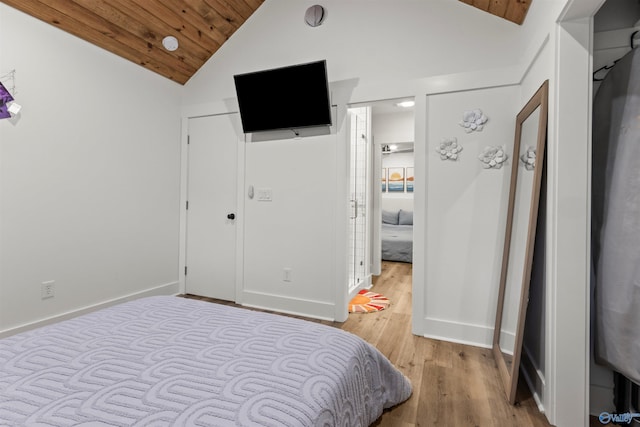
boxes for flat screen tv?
[233,60,332,133]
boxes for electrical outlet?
[41,281,55,299]
[283,268,292,282]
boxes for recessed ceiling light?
[396,100,415,108]
[162,36,179,51]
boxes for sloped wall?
[182,0,526,109]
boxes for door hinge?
[184,266,188,276]
[187,135,190,145]
[186,201,189,210]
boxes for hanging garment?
[593,47,640,384]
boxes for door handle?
[227,213,236,220]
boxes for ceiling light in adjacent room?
[162,36,179,51]
[396,100,415,108]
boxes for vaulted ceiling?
[1,0,531,85]
[1,0,265,85]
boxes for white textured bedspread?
[0,296,411,426]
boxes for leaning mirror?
[493,80,549,404]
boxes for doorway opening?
[347,97,416,311]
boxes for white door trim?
[178,117,189,295]
[546,1,600,423]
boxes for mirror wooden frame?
[492,80,549,404]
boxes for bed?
[0,296,411,426]
[381,209,413,263]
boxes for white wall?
[242,134,339,319]
[182,0,528,111]
[0,5,182,333]
[373,109,414,145]
[423,85,519,346]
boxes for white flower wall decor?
[520,146,536,170]
[459,109,488,133]
[478,146,507,169]
[437,137,462,161]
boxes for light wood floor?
[184,261,552,427]
[348,261,551,427]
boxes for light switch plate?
[257,188,273,201]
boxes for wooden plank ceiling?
[0,0,264,85]
[1,1,531,85]
[458,0,532,25]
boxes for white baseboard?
[0,281,180,339]
[241,290,336,321]
[422,316,493,349]
[520,344,546,413]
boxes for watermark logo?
[599,411,640,424]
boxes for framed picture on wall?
[382,168,387,192]
[388,167,405,192]
[406,167,414,192]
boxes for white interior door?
[185,114,238,301]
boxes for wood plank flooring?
[184,261,552,427]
